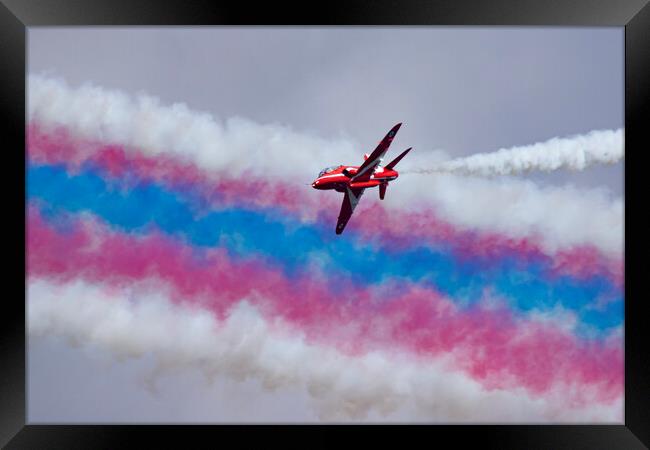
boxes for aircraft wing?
[352,122,402,182]
[336,186,365,234]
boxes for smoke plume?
[405,129,623,176]
[28,278,622,422]
[28,74,624,256]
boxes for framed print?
[1,0,648,447]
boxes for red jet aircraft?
[312,123,411,234]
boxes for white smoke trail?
[28,74,623,257]
[384,173,623,256]
[28,74,359,178]
[404,129,623,177]
[27,278,622,423]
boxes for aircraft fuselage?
[311,165,399,192]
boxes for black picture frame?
[2,0,648,448]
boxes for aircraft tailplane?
[385,147,412,170]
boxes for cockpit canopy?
[318,166,339,177]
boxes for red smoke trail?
[27,208,623,406]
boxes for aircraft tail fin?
[385,147,412,170]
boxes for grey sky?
[29,28,623,152]
[27,27,624,423]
